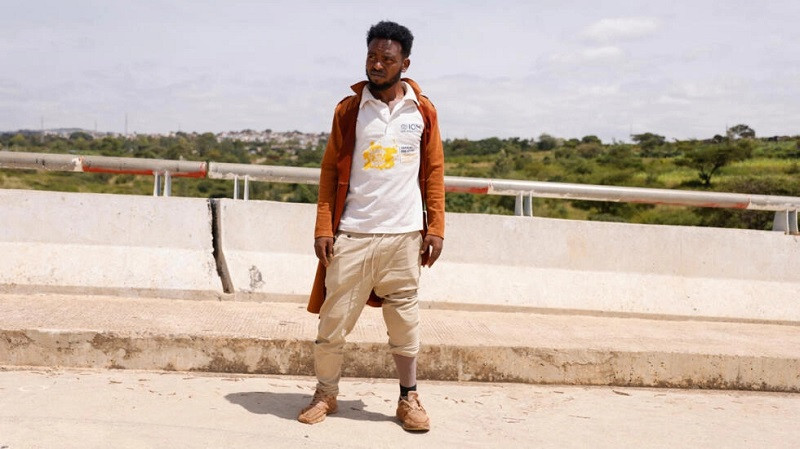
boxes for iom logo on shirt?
[363,141,397,170]
[400,123,423,133]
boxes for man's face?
[365,38,409,91]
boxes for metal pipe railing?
[0,151,206,197]
[0,151,207,177]
[204,162,800,211]
[0,151,82,172]
[207,162,319,184]
[204,161,799,233]
[208,162,320,200]
[81,155,206,178]
[443,176,800,212]
[2,151,798,233]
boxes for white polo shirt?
[338,82,425,234]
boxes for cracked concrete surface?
[1,367,799,449]
[2,293,800,391]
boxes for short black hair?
[367,21,413,58]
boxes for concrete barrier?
[3,189,798,322]
[215,200,800,322]
[0,189,223,299]
[213,199,317,301]
[422,212,800,322]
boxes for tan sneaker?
[298,390,338,424]
[396,392,430,431]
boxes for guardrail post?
[514,193,532,217]
[233,175,240,200]
[772,210,799,234]
[244,175,250,201]
[523,193,533,217]
[773,211,786,233]
[164,171,172,197]
[153,173,161,196]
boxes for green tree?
[575,142,603,159]
[680,140,753,187]
[195,133,218,158]
[631,132,666,152]
[581,135,602,145]
[490,151,514,177]
[727,124,755,140]
[598,145,642,170]
[9,133,28,148]
[536,133,558,151]
[93,136,124,156]
[69,131,93,141]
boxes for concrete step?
[1,293,799,392]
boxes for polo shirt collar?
[359,82,420,109]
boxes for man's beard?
[366,69,402,91]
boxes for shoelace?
[403,396,423,410]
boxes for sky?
[2,0,799,142]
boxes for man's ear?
[402,58,411,72]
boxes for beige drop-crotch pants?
[315,231,422,396]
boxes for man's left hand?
[420,235,444,267]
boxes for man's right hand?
[314,237,335,267]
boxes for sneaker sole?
[401,421,430,432]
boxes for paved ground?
[1,367,799,449]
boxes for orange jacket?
[307,78,445,313]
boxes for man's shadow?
[225,391,395,423]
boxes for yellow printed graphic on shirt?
[362,141,397,170]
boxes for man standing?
[298,21,445,432]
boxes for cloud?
[547,45,625,66]
[582,17,661,43]
[656,95,692,105]
[667,80,738,100]
[423,70,798,143]
[0,79,23,99]
[582,46,625,61]
[578,84,620,97]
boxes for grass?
[726,158,797,176]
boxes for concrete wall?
[217,199,800,322]
[3,189,799,322]
[0,189,223,299]
[422,212,800,322]
[214,198,318,300]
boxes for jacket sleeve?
[423,104,445,239]
[314,105,342,239]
